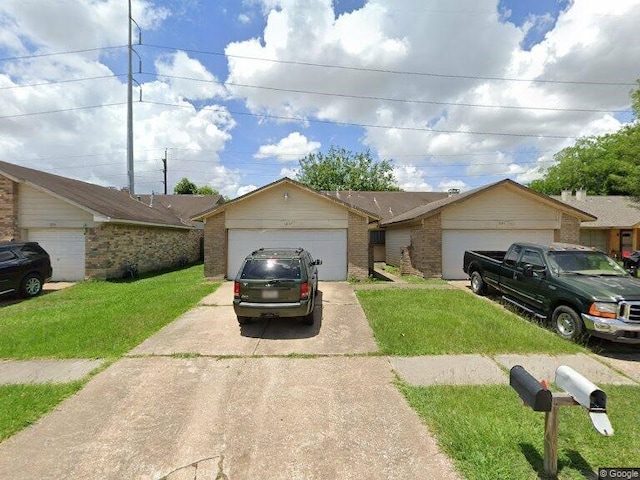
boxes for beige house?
[554,190,640,259]
[378,179,595,279]
[193,178,379,281]
[0,161,222,281]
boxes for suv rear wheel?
[21,273,43,297]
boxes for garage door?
[28,229,86,281]
[228,229,347,280]
[442,229,554,280]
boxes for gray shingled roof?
[137,194,223,226]
[553,194,640,228]
[381,179,596,226]
[322,190,449,221]
[0,160,192,228]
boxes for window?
[369,230,385,245]
[240,258,302,280]
[0,250,17,263]
[521,250,544,268]
[20,244,44,258]
[504,245,522,267]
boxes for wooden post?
[544,393,578,477]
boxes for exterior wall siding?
[85,224,202,279]
[385,228,411,267]
[19,184,94,228]
[554,213,581,244]
[0,175,19,241]
[347,211,369,280]
[204,212,226,279]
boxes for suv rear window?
[240,258,302,280]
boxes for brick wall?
[204,212,226,279]
[347,211,369,280]
[85,224,203,279]
[399,214,442,278]
[0,175,19,241]
[555,213,581,244]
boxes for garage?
[27,229,85,281]
[227,229,347,280]
[442,229,554,280]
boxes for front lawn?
[0,265,218,359]
[356,288,581,355]
[401,383,640,480]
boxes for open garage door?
[442,229,554,280]
[28,229,86,281]
[228,229,347,280]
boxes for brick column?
[204,213,226,279]
[0,176,20,241]
[555,214,580,244]
[347,211,369,280]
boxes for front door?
[621,230,633,256]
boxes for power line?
[143,43,638,87]
[0,45,127,63]
[0,74,126,90]
[0,102,127,120]
[144,100,579,140]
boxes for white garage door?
[228,229,347,281]
[28,229,86,281]
[442,229,554,280]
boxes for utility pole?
[162,149,168,194]
[126,0,134,194]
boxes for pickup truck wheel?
[470,271,487,295]
[552,306,584,342]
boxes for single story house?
[193,177,379,281]
[554,190,640,259]
[0,160,222,281]
[195,177,596,281]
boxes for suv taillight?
[234,281,241,298]
[300,282,310,299]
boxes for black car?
[233,247,322,325]
[0,242,53,298]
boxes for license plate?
[262,289,278,299]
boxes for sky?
[1,0,639,199]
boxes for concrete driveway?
[0,282,461,480]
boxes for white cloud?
[254,132,320,161]
[155,51,228,101]
[227,0,640,187]
[238,13,251,24]
[279,166,299,179]
[393,165,434,192]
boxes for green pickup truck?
[463,242,640,344]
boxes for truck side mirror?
[509,365,552,412]
[555,366,613,436]
[522,264,546,278]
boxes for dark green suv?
[233,247,322,326]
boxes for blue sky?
[1,0,638,198]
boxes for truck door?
[513,248,547,311]
[498,244,522,299]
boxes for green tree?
[173,178,220,195]
[297,146,400,191]
[174,177,198,194]
[529,82,640,196]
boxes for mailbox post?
[509,365,613,478]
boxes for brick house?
[0,160,222,281]
[193,177,379,281]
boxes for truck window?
[520,250,544,268]
[504,245,522,267]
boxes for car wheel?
[552,306,584,342]
[237,316,251,325]
[470,271,486,295]
[21,273,43,297]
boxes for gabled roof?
[322,190,449,222]
[380,179,597,226]
[0,160,192,228]
[193,177,380,221]
[552,195,640,228]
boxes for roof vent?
[576,189,587,201]
[561,190,571,201]
[447,188,460,197]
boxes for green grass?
[400,383,640,480]
[356,288,581,355]
[0,265,218,359]
[0,382,84,441]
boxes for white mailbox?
[555,365,613,436]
